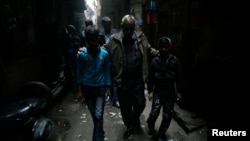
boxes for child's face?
[86,35,99,52]
[159,44,170,57]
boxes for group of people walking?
[63,14,183,141]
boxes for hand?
[176,92,182,99]
[77,47,86,57]
[147,92,153,102]
[176,92,182,102]
[78,47,86,51]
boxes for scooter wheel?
[32,117,56,141]
[17,81,53,108]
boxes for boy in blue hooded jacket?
[77,25,111,141]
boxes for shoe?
[146,119,155,133]
[155,137,166,141]
[135,126,143,133]
[135,120,142,132]
[105,95,110,102]
[103,137,108,141]
[123,130,134,140]
[73,95,84,102]
[113,101,120,108]
[148,129,156,137]
[73,98,79,102]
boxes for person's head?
[157,37,172,58]
[85,25,100,53]
[85,19,94,28]
[121,14,136,39]
[67,25,76,36]
[101,16,112,34]
[72,35,81,48]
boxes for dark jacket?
[103,30,158,87]
[147,54,183,93]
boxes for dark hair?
[67,25,76,32]
[157,37,171,48]
[101,16,112,25]
[85,19,94,27]
[85,25,99,37]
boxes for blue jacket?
[77,46,111,87]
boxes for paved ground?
[45,87,208,141]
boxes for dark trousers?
[82,86,106,141]
[147,85,175,139]
[118,78,145,131]
[111,83,119,103]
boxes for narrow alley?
[0,1,245,141]
[45,85,207,141]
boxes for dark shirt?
[147,54,183,93]
[122,38,142,78]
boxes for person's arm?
[174,57,183,100]
[103,50,112,95]
[102,36,113,54]
[104,52,111,86]
[77,52,84,84]
[148,46,159,56]
[141,33,159,56]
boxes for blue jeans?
[83,86,106,141]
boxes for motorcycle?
[0,81,56,141]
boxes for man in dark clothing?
[103,14,158,140]
[61,25,78,91]
[80,19,94,47]
[99,16,120,108]
[67,35,82,101]
[99,16,118,46]
[146,37,183,141]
